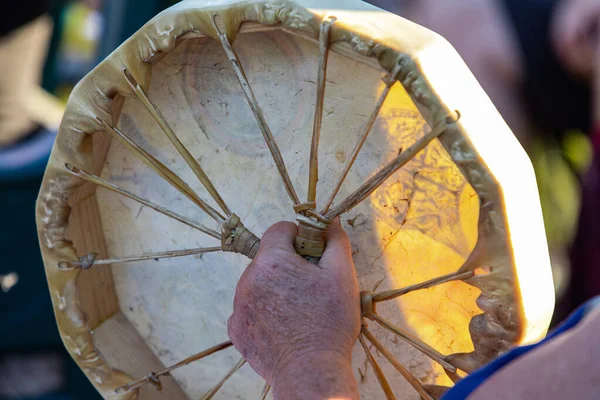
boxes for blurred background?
[1,0,598,398]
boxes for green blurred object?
[562,130,593,174]
[530,134,586,303]
[531,137,581,249]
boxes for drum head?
[36,1,554,399]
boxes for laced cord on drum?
[325,111,461,220]
[64,164,221,239]
[362,326,434,400]
[321,55,405,215]
[64,96,271,264]
[307,16,336,208]
[96,117,222,222]
[358,333,396,400]
[115,340,233,394]
[361,286,458,374]
[373,267,492,303]
[260,382,271,400]
[212,13,301,207]
[58,247,222,271]
[123,69,232,218]
[199,357,247,400]
[357,265,498,391]
[373,313,457,373]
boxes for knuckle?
[267,221,296,234]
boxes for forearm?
[468,306,600,399]
[271,351,359,400]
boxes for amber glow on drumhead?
[370,79,482,387]
[418,39,554,343]
[310,4,554,343]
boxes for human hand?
[552,0,600,78]
[227,219,361,399]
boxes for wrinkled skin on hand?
[227,219,361,384]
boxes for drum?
[36,0,554,399]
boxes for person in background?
[553,0,600,327]
[0,2,53,146]
[370,0,600,323]
[0,2,62,181]
[0,0,102,181]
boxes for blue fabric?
[442,297,600,399]
[0,128,55,182]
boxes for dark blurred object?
[0,351,65,398]
[98,0,180,59]
[0,2,52,37]
[0,177,100,400]
[0,179,61,350]
[565,136,600,321]
[502,0,591,138]
[372,0,591,141]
